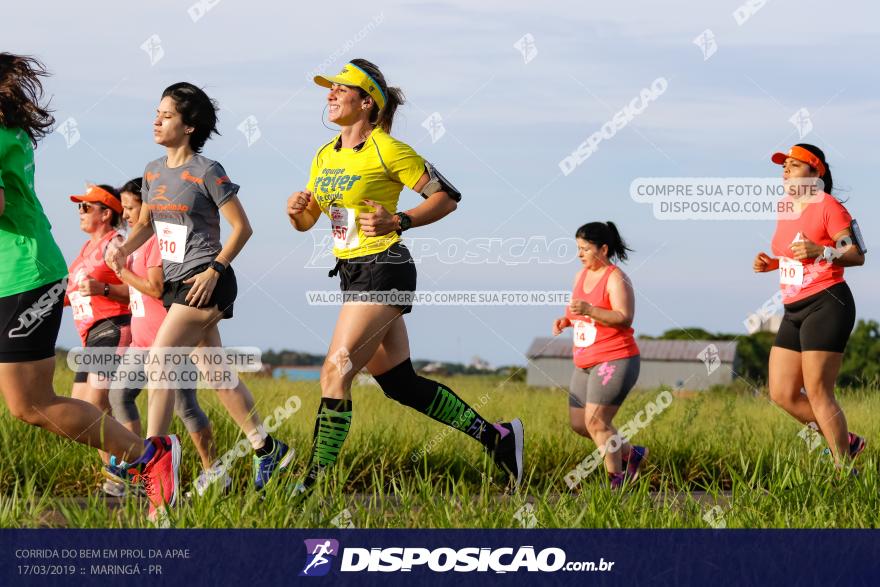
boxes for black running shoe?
[489,419,524,488]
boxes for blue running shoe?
[103,456,145,496]
[253,439,295,491]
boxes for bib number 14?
[573,319,597,348]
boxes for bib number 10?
[779,257,804,287]
[154,221,187,263]
[159,239,177,256]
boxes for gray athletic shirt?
[142,155,239,282]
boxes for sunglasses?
[77,202,107,213]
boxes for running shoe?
[102,456,145,497]
[821,433,867,461]
[103,455,137,485]
[489,419,524,489]
[624,445,649,482]
[252,439,295,491]
[290,461,328,504]
[102,478,127,498]
[609,471,625,490]
[849,433,866,460]
[187,465,233,498]
[136,435,181,522]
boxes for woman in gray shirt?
[106,83,294,506]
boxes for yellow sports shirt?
[308,127,426,259]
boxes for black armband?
[850,219,867,254]
[420,161,461,202]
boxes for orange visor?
[70,185,123,214]
[771,146,826,177]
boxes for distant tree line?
[259,350,525,380]
[641,320,880,387]
[261,349,325,367]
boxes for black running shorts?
[333,242,417,314]
[774,281,856,353]
[163,263,237,319]
[0,280,65,363]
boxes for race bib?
[69,291,93,321]
[330,205,359,250]
[155,221,187,263]
[779,257,804,286]
[129,287,146,318]
[573,319,597,348]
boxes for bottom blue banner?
[1,529,877,585]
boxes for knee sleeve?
[108,387,141,424]
[174,389,210,433]
[373,358,433,411]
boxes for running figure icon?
[302,541,336,575]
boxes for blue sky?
[8,0,878,365]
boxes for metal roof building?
[525,337,739,391]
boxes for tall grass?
[0,365,877,528]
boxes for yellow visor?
[314,62,386,110]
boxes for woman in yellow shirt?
[287,59,524,495]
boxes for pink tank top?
[565,265,640,369]
[127,236,168,348]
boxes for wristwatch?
[395,211,413,233]
[209,260,227,275]
[103,283,110,296]
[822,246,836,263]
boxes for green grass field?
[1,364,877,529]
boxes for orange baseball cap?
[771,146,826,177]
[70,185,123,213]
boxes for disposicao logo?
[300,539,339,577]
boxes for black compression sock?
[374,359,501,450]
[303,398,352,485]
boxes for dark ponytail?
[119,177,143,201]
[350,58,403,133]
[794,143,833,195]
[576,221,633,262]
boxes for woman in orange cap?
[286,59,524,497]
[752,143,867,472]
[66,184,134,492]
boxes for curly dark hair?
[0,53,55,147]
